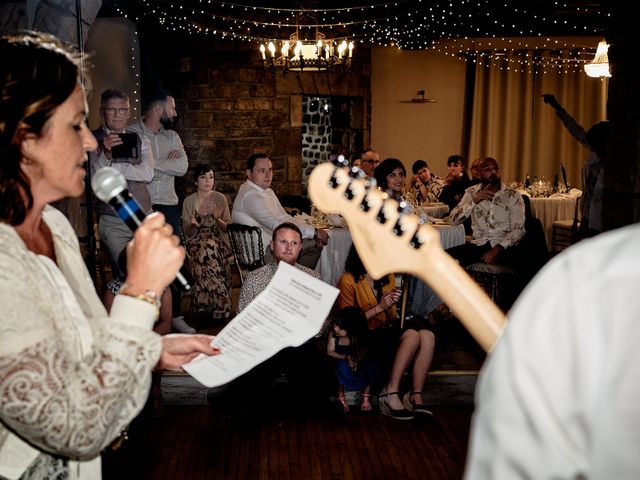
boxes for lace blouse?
[0,207,162,480]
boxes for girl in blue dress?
[327,307,378,413]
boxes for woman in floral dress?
[182,164,232,320]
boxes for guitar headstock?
[309,159,506,352]
[308,161,443,280]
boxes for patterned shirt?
[237,262,320,313]
[450,182,525,248]
[415,173,445,203]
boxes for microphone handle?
[109,192,191,291]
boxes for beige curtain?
[468,50,607,188]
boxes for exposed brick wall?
[158,40,371,204]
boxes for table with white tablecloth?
[314,227,352,286]
[529,195,579,248]
[413,203,450,220]
[409,223,466,319]
[314,223,465,286]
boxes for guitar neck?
[308,162,506,352]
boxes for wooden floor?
[103,401,474,480]
[99,264,481,480]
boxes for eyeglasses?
[103,107,129,115]
[363,159,380,165]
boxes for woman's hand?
[380,289,401,310]
[125,212,185,296]
[347,355,358,372]
[157,334,220,371]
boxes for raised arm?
[542,93,588,147]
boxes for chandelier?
[259,17,353,72]
[584,40,611,78]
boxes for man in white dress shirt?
[232,153,328,269]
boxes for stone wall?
[302,97,333,182]
[150,38,371,202]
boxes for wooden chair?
[551,196,581,254]
[465,262,517,308]
[227,224,266,284]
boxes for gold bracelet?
[120,283,161,314]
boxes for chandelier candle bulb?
[260,44,266,60]
[268,41,276,57]
[348,41,354,57]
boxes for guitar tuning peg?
[366,177,377,190]
[343,181,355,200]
[409,225,424,249]
[397,200,412,214]
[359,193,371,212]
[333,154,349,168]
[376,205,387,224]
[349,166,365,179]
[392,201,412,236]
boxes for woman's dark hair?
[343,244,391,294]
[333,306,370,363]
[194,163,214,178]
[0,32,82,225]
[373,158,405,191]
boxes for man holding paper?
[184,222,338,405]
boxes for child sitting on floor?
[327,306,378,413]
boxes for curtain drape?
[468,50,607,188]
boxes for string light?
[112,0,604,70]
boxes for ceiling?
[99,0,607,50]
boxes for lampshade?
[584,40,611,78]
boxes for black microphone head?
[92,167,127,202]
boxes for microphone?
[92,166,191,291]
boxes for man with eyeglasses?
[90,88,155,275]
[360,148,381,179]
[232,153,328,268]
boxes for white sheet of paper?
[183,262,339,388]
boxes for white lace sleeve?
[0,322,161,460]
[0,226,162,461]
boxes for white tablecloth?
[432,223,466,249]
[414,203,450,220]
[530,196,578,248]
[315,228,352,286]
[314,223,465,286]
[424,203,450,219]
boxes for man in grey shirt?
[129,90,188,236]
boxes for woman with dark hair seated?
[181,164,232,321]
[336,245,435,420]
[373,157,406,202]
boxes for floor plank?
[104,401,473,480]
